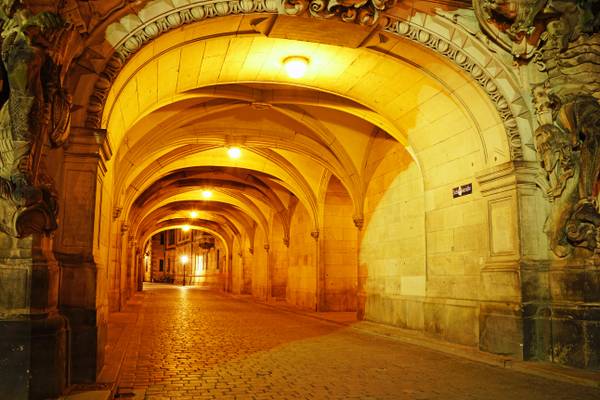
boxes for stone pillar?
[54,127,112,383]
[312,230,324,312]
[264,244,271,300]
[0,234,67,399]
[476,161,543,359]
[354,218,366,320]
[137,246,144,292]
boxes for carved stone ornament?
[533,88,600,257]
[473,0,550,58]
[473,0,600,59]
[0,0,72,237]
[282,0,397,26]
[526,2,600,257]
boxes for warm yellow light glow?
[283,56,309,79]
[227,146,242,159]
[180,255,189,263]
[190,211,198,218]
[182,225,190,232]
[201,190,212,199]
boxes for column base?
[61,306,107,383]
[0,314,67,399]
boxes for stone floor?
[111,284,600,400]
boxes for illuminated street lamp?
[180,254,189,286]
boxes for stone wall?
[269,216,289,299]
[251,229,269,299]
[322,176,357,311]
[287,203,317,310]
[360,138,426,330]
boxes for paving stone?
[114,286,600,399]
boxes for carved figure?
[533,89,600,257]
[473,0,552,57]
[283,0,397,26]
[0,0,68,237]
[473,0,600,256]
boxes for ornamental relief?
[282,0,397,26]
[473,0,600,257]
[0,0,79,238]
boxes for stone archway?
[7,1,599,399]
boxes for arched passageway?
[0,1,598,398]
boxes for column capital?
[476,161,540,197]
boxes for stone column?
[312,230,324,312]
[476,161,543,359]
[264,244,271,300]
[137,246,144,292]
[354,218,366,320]
[0,234,67,399]
[54,127,112,383]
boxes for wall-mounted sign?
[452,183,472,198]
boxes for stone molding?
[476,161,539,197]
[282,0,397,26]
[83,1,528,162]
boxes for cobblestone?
[115,285,600,399]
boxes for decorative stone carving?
[310,230,319,239]
[473,0,600,256]
[0,0,71,237]
[113,206,122,220]
[533,89,600,257]
[473,0,600,58]
[353,216,364,230]
[510,1,600,257]
[282,0,397,26]
[472,0,549,58]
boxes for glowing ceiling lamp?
[180,255,189,263]
[181,225,190,232]
[190,211,198,218]
[201,190,213,199]
[283,56,309,79]
[227,146,242,159]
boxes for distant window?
[216,250,220,270]
[159,259,164,272]
[168,230,175,245]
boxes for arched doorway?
[1,2,547,398]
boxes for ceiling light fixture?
[227,146,242,159]
[201,190,213,199]
[190,211,198,218]
[182,225,190,232]
[283,56,309,79]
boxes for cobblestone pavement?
[115,285,600,400]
